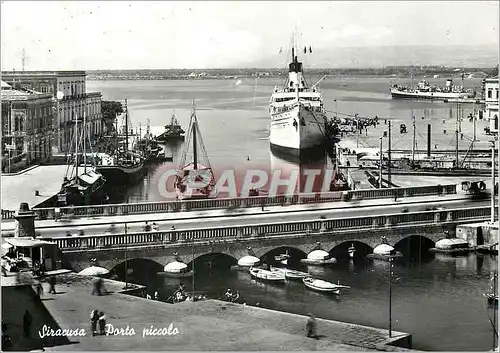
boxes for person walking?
[98,312,107,336]
[35,280,44,298]
[48,275,56,294]
[90,310,99,336]
[23,310,32,338]
[306,313,318,339]
[154,290,159,301]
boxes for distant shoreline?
[86,66,496,81]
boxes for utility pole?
[379,137,383,188]
[388,121,392,184]
[455,113,459,169]
[388,257,393,338]
[412,114,416,166]
[124,222,128,289]
[492,141,496,223]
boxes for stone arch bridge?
[60,222,453,273]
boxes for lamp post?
[124,222,128,290]
[388,256,394,338]
[491,140,496,223]
[334,99,337,119]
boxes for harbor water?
[88,77,497,351]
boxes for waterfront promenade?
[9,273,411,351]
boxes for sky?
[1,1,498,70]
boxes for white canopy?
[237,255,260,267]
[164,261,188,273]
[307,250,329,261]
[436,238,469,249]
[373,244,394,255]
[78,266,110,276]
[6,238,54,248]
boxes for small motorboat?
[348,244,356,258]
[302,277,350,294]
[270,267,308,280]
[249,267,285,282]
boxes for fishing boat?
[249,267,286,283]
[302,277,350,294]
[96,100,145,183]
[56,114,107,206]
[269,32,328,158]
[134,120,165,163]
[156,113,185,142]
[270,266,308,280]
[174,101,217,200]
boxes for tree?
[101,101,123,134]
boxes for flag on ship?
[309,46,312,53]
[279,47,283,54]
[304,46,307,54]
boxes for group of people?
[90,310,107,336]
[143,222,159,232]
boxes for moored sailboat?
[174,101,217,200]
[56,114,107,206]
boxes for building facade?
[1,82,54,172]
[1,71,103,153]
[485,75,499,133]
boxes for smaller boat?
[303,277,341,294]
[249,267,285,282]
[156,113,185,143]
[274,251,290,262]
[271,267,308,280]
[348,244,356,258]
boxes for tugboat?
[56,114,107,206]
[96,100,146,184]
[174,101,217,200]
[156,113,185,143]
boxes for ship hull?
[269,105,326,154]
[390,89,474,101]
[96,163,145,184]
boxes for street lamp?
[334,99,338,119]
[388,256,394,338]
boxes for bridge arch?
[109,257,164,287]
[394,235,436,261]
[189,252,238,271]
[328,240,373,261]
[258,246,308,266]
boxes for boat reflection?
[269,149,329,195]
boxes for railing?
[1,184,456,221]
[49,205,490,252]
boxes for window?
[496,89,499,99]
[41,86,47,93]
[488,89,492,99]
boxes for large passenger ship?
[269,47,327,157]
[390,79,475,101]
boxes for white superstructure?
[269,47,326,155]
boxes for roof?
[1,81,12,89]
[5,237,55,248]
[0,86,52,101]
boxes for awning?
[5,238,54,248]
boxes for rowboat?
[249,267,285,282]
[270,267,308,280]
[302,276,350,294]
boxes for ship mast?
[192,101,197,171]
[125,99,129,152]
[75,114,79,180]
[83,112,87,174]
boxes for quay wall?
[2,184,458,221]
